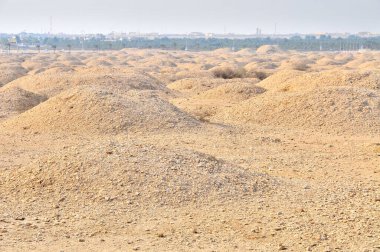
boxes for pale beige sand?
[0,49,379,252]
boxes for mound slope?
[258,70,380,92]
[256,45,282,54]
[214,87,380,134]
[196,82,265,101]
[168,77,259,96]
[0,64,27,87]
[0,87,47,120]
[2,86,200,134]
[236,48,256,55]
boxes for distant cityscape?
[1,31,380,52]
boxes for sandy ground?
[0,48,379,251]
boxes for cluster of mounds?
[211,68,380,135]
[0,49,380,251]
[170,79,266,120]
[0,140,276,209]
[1,50,379,136]
[258,69,380,92]
[21,55,56,71]
[1,85,199,135]
[0,54,210,135]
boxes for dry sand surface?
[0,48,379,251]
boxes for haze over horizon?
[0,0,379,34]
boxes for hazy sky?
[0,0,379,34]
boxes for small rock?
[278,244,287,250]
[78,238,85,242]
[320,234,328,241]
[157,233,165,238]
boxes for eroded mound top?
[5,67,169,97]
[256,45,282,54]
[1,85,200,135]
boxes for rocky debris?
[0,139,277,208]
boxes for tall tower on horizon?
[274,23,277,35]
[49,16,53,34]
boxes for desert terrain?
[0,46,379,251]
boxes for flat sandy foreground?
[0,47,379,251]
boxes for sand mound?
[196,82,265,101]
[279,59,310,71]
[236,48,256,55]
[256,45,282,54]
[168,70,213,82]
[212,48,233,54]
[141,58,177,68]
[0,86,47,120]
[0,64,27,86]
[258,70,380,92]
[315,57,341,66]
[256,70,305,90]
[334,53,354,64]
[57,55,82,62]
[244,61,278,72]
[86,59,113,67]
[168,77,258,96]
[214,87,380,134]
[0,140,275,208]
[170,80,263,120]
[2,86,199,134]
[27,68,48,75]
[0,55,25,64]
[21,60,50,71]
[358,61,380,70]
[5,67,169,97]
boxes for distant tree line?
[1,34,380,52]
